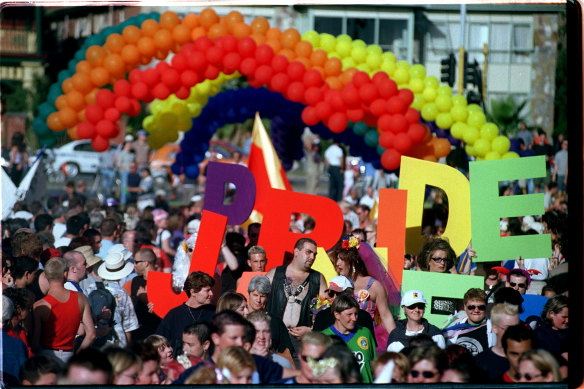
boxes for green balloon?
[436,113,453,129]
[480,123,499,141]
[450,105,468,122]
[364,129,379,147]
[435,95,453,113]
[491,135,511,154]
[421,103,439,122]
[353,122,368,136]
[473,138,491,157]
[463,126,480,145]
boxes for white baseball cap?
[326,276,354,292]
[401,290,426,307]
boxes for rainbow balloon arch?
[36,8,520,176]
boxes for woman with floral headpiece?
[329,236,397,344]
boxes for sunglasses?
[326,290,338,298]
[466,304,486,311]
[300,355,321,363]
[410,370,436,379]
[406,303,426,310]
[515,372,544,381]
[510,282,527,288]
[430,257,447,264]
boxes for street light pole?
[458,4,466,95]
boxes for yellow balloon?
[463,126,480,145]
[336,41,352,58]
[424,76,440,89]
[382,52,396,63]
[436,113,453,129]
[502,151,519,159]
[356,63,371,73]
[473,138,491,157]
[450,122,466,139]
[467,111,486,128]
[352,39,366,48]
[337,34,352,44]
[408,78,425,93]
[411,94,426,111]
[422,86,437,102]
[435,95,453,112]
[380,60,396,76]
[437,85,452,96]
[410,64,426,79]
[366,53,382,70]
[301,30,320,47]
[421,102,438,122]
[452,94,468,106]
[393,67,410,84]
[465,144,476,157]
[485,151,501,160]
[450,105,468,122]
[342,57,357,69]
[320,33,337,52]
[187,103,202,117]
[397,60,410,70]
[480,123,499,141]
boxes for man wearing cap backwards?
[321,294,377,383]
[386,290,445,352]
[312,275,375,338]
[97,252,139,348]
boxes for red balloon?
[156,61,171,73]
[187,52,207,73]
[131,82,150,100]
[378,130,395,149]
[286,81,305,102]
[271,55,289,73]
[352,71,370,88]
[238,36,257,58]
[96,120,116,138]
[377,78,398,98]
[128,69,143,84]
[269,73,290,92]
[387,96,407,115]
[152,83,171,100]
[341,85,360,108]
[181,70,199,88]
[304,87,323,105]
[371,71,389,84]
[104,107,122,122]
[206,45,224,66]
[399,88,414,106]
[408,123,426,143]
[363,112,378,127]
[128,100,141,116]
[381,148,401,171]
[315,101,333,120]
[377,114,392,132]
[115,96,131,113]
[405,107,421,124]
[175,86,190,100]
[162,69,181,90]
[369,98,387,116]
[254,65,273,85]
[204,65,220,80]
[393,132,412,154]
[287,61,305,81]
[171,53,189,72]
[301,106,319,126]
[96,90,115,109]
[326,90,346,111]
[193,36,213,52]
[303,69,322,88]
[359,83,378,104]
[114,80,132,97]
[92,136,110,152]
[240,58,257,77]
[143,68,161,87]
[328,112,348,133]
[255,44,274,65]
[248,78,263,88]
[387,114,409,133]
[222,52,241,74]
[77,121,96,139]
[346,108,364,123]
[217,35,238,52]
[85,104,104,124]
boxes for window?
[512,24,532,63]
[379,19,408,59]
[314,16,342,36]
[347,18,375,44]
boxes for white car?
[50,139,116,178]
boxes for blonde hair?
[145,334,169,352]
[372,351,410,380]
[44,257,67,281]
[490,303,519,326]
[519,349,562,382]
[184,366,217,384]
[216,346,256,381]
[104,347,140,377]
[216,292,247,313]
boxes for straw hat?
[74,245,102,268]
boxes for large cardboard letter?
[203,161,256,225]
[399,156,471,256]
[258,188,344,270]
[148,210,227,317]
[376,188,407,287]
[470,156,551,262]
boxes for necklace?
[185,303,203,323]
[284,276,310,304]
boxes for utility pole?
[458,4,466,95]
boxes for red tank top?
[41,291,81,350]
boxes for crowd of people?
[1,125,570,386]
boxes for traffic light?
[464,54,483,95]
[440,53,456,87]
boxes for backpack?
[88,281,117,326]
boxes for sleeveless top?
[266,265,321,328]
[41,291,81,350]
[355,277,377,320]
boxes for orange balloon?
[140,55,151,66]
[55,95,68,110]
[75,60,93,74]
[159,11,180,30]
[86,45,107,66]
[265,38,282,53]
[58,107,78,128]
[62,78,74,93]
[433,137,452,158]
[85,89,98,105]
[65,90,86,111]
[199,8,219,29]
[294,40,312,58]
[423,154,438,163]
[324,57,342,76]
[182,13,200,29]
[191,26,207,42]
[226,11,243,31]
[310,65,325,77]
[232,22,251,39]
[265,27,282,41]
[105,33,126,53]
[155,49,169,60]
[47,112,64,131]
[325,76,343,90]
[67,126,80,140]
[172,24,191,44]
[122,25,141,44]
[281,28,301,50]
[137,36,156,57]
[154,29,173,51]
[121,44,140,65]
[310,49,327,67]
[250,33,266,46]
[90,67,110,87]
[208,23,228,40]
[278,48,295,61]
[104,54,125,77]
[72,73,93,94]
[141,19,160,37]
[339,68,357,85]
[251,17,269,35]
[295,57,312,69]
[77,110,86,122]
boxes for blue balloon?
[171,162,183,175]
[185,164,199,180]
[57,70,72,84]
[38,102,55,120]
[33,118,51,137]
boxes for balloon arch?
[35,8,520,177]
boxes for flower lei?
[341,236,360,250]
[307,357,337,376]
[309,295,333,317]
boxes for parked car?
[50,139,116,178]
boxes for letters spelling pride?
[147,156,551,318]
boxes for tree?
[485,95,528,137]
